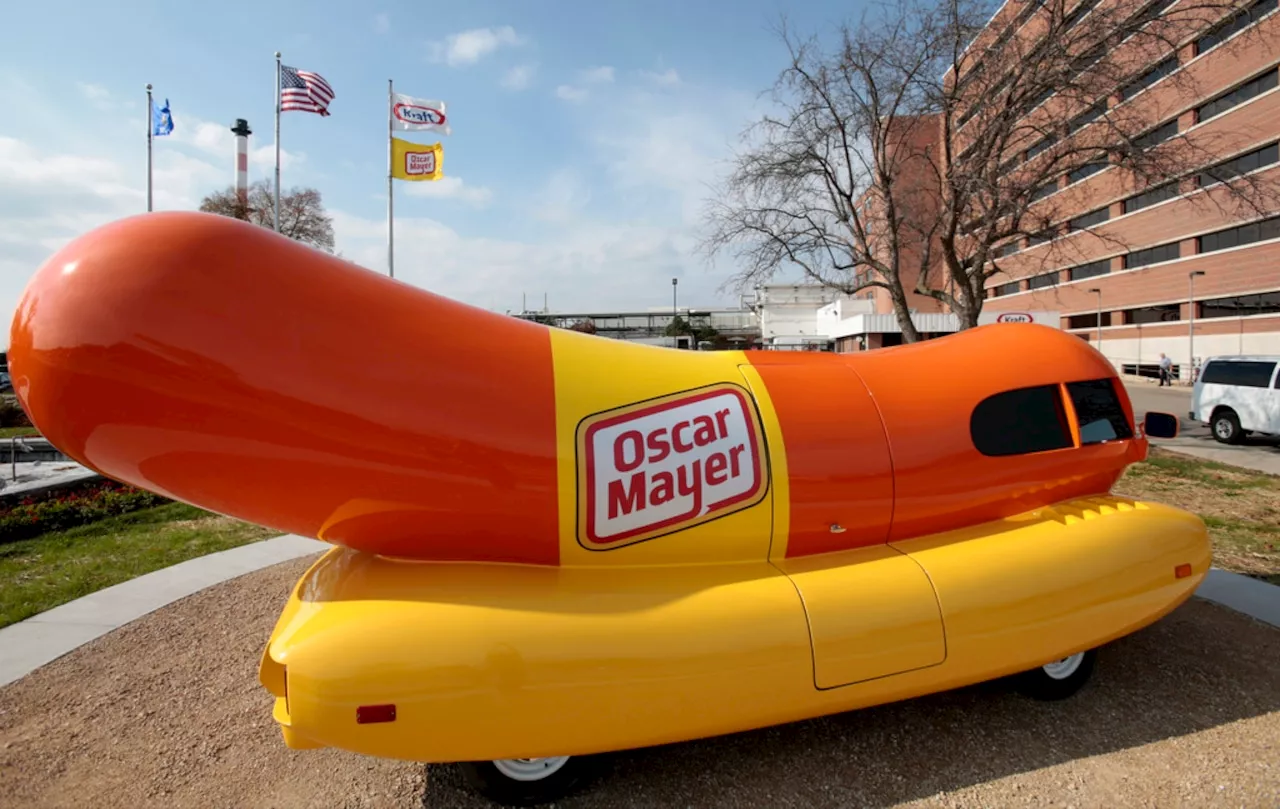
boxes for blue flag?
[151,97,173,136]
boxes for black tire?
[457,755,601,806]
[1211,408,1244,445]
[1013,649,1097,701]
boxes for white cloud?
[402,175,493,207]
[77,82,111,101]
[170,116,303,171]
[580,66,615,84]
[332,210,724,314]
[501,64,536,90]
[639,68,682,86]
[428,26,523,67]
[373,12,390,34]
[555,84,589,103]
[0,65,761,350]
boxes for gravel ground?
[2,556,1278,809]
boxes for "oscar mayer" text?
[583,387,764,546]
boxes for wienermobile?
[10,212,1207,806]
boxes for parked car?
[1190,355,1280,444]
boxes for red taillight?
[1175,563,1192,579]
[356,704,397,724]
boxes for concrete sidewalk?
[1,534,1276,690]
[0,534,329,688]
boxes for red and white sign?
[978,310,1060,327]
[405,152,436,175]
[578,385,767,549]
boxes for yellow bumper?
[258,496,1209,763]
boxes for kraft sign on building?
[978,310,1060,327]
[576,384,769,550]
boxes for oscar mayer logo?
[576,383,768,550]
[997,312,1034,323]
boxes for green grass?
[1116,447,1280,585]
[0,426,39,438]
[0,502,278,629]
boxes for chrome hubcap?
[1042,652,1085,680]
[1215,420,1231,438]
[492,756,571,781]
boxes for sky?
[0,0,870,349]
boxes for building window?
[1124,242,1180,268]
[1067,100,1105,134]
[1067,312,1109,329]
[993,280,1021,296]
[1196,68,1279,123]
[970,385,1074,457]
[1029,86,1055,109]
[1064,0,1102,30]
[1068,159,1109,184]
[1069,207,1110,231]
[1028,271,1059,289]
[1031,181,1059,202]
[1068,258,1111,280]
[1198,214,1280,253]
[1027,136,1057,161]
[1199,290,1280,318]
[998,241,1021,257]
[1134,119,1179,150]
[1198,142,1279,189]
[1123,180,1181,213]
[1119,55,1179,102]
[1066,379,1134,445]
[1128,0,1179,29]
[1028,229,1055,247]
[1127,303,1181,323]
[1195,0,1278,57]
[1199,359,1278,387]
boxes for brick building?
[969,0,1280,378]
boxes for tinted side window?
[971,385,1074,456]
[1200,360,1278,387]
[1066,379,1135,444]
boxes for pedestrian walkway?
[0,534,328,688]
[0,533,1276,689]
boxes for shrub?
[0,398,32,428]
[0,481,170,544]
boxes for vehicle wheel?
[1013,650,1096,701]
[457,755,600,806]
[1211,409,1243,445]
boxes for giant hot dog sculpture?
[10,212,1209,780]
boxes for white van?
[1190,355,1280,444]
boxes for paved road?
[1122,380,1280,475]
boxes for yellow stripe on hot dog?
[548,329,777,568]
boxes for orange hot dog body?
[9,212,561,565]
[9,212,1147,566]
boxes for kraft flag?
[390,92,451,135]
[151,97,173,136]
[391,137,443,181]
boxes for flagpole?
[274,51,282,232]
[388,78,395,279]
[146,83,153,213]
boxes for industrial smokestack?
[231,118,252,197]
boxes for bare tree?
[199,178,336,253]
[703,0,1275,339]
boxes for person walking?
[1158,353,1172,386]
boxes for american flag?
[279,64,334,116]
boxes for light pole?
[1189,270,1205,382]
[1087,287,1102,349]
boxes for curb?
[0,534,329,688]
[1193,567,1280,628]
[0,541,1276,691]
